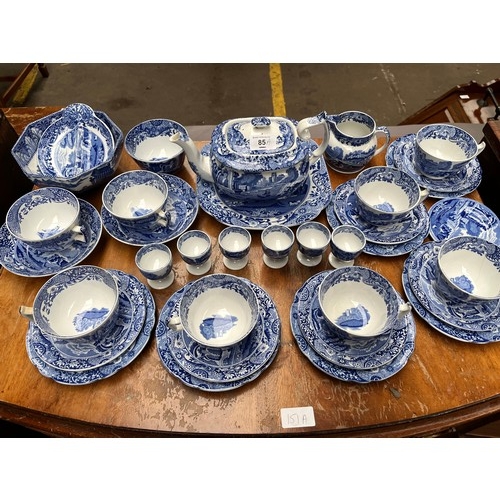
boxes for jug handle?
[296,111,330,160]
[373,126,391,156]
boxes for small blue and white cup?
[218,226,252,270]
[135,243,174,289]
[177,229,212,275]
[295,221,330,267]
[261,224,295,269]
[328,224,366,268]
[102,170,170,232]
[6,187,85,251]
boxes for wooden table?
[1,107,498,437]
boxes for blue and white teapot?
[170,113,329,201]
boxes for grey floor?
[2,63,500,136]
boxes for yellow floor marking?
[269,63,286,117]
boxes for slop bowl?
[170,273,259,348]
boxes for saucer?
[26,274,155,384]
[332,180,429,244]
[402,250,500,343]
[386,134,481,198]
[196,148,332,229]
[428,197,500,245]
[405,242,500,333]
[0,199,102,278]
[158,278,280,383]
[101,173,198,246]
[326,206,427,257]
[156,278,281,391]
[27,270,147,370]
[291,272,416,383]
[295,272,407,369]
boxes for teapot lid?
[211,116,309,172]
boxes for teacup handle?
[373,126,391,156]
[19,305,34,321]
[418,188,430,204]
[397,302,412,320]
[156,210,171,228]
[476,141,486,156]
[168,315,183,331]
[71,225,86,243]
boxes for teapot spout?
[170,132,213,182]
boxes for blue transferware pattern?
[295,272,407,370]
[26,272,155,384]
[385,134,481,198]
[38,103,114,178]
[26,270,146,370]
[156,279,281,391]
[326,205,427,257]
[101,174,198,246]
[405,242,499,333]
[428,197,500,245]
[197,146,332,229]
[159,278,280,383]
[11,108,123,192]
[291,273,416,383]
[0,199,102,278]
[402,259,500,343]
[332,180,429,244]
[177,230,212,266]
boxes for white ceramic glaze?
[328,224,366,268]
[218,226,252,270]
[135,243,174,289]
[261,224,295,269]
[295,221,330,267]
[177,230,212,275]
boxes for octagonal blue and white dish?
[295,271,407,370]
[26,270,155,385]
[428,197,500,245]
[332,180,429,245]
[26,270,146,370]
[385,134,481,198]
[0,199,102,278]
[406,241,499,332]
[37,103,114,178]
[11,106,123,192]
[101,173,198,246]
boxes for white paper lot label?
[250,135,276,150]
[280,406,316,429]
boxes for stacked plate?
[402,241,500,344]
[156,275,281,392]
[326,179,430,257]
[290,270,416,383]
[26,269,155,385]
[385,134,482,198]
[0,198,102,278]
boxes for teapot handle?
[296,111,330,160]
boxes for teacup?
[168,273,259,348]
[354,166,428,225]
[261,224,295,269]
[125,118,188,174]
[20,265,120,342]
[102,170,170,231]
[218,226,252,270]
[177,229,212,275]
[318,266,411,340]
[328,224,366,268]
[135,243,174,289]
[6,187,85,251]
[295,221,330,267]
[435,236,500,305]
[325,110,390,174]
[414,124,485,179]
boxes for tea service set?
[3,102,500,388]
